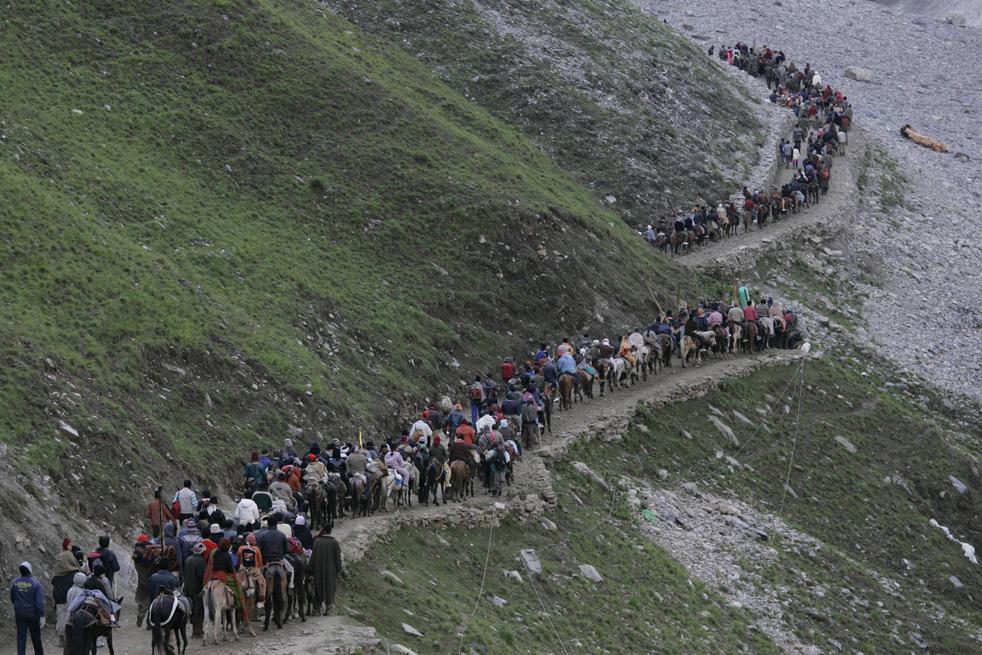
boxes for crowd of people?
[644,43,853,255]
[7,38,824,655]
[7,283,804,654]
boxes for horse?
[284,552,308,624]
[594,359,612,395]
[807,178,820,205]
[576,368,594,400]
[741,321,759,354]
[148,591,189,655]
[395,464,419,509]
[608,356,629,389]
[742,208,753,232]
[203,579,239,644]
[669,230,687,256]
[712,326,729,358]
[348,474,368,518]
[757,317,775,350]
[558,373,575,410]
[423,458,448,506]
[236,567,263,635]
[65,601,108,655]
[367,461,396,513]
[304,484,326,531]
[262,561,288,631]
[693,331,719,359]
[680,335,702,368]
[448,460,474,502]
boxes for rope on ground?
[456,506,496,655]
[521,551,573,655]
[778,356,807,516]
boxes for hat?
[210,524,222,534]
[185,518,197,528]
[192,542,205,554]
[500,419,509,429]
[284,438,293,448]
[422,410,429,419]
[19,561,32,575]
[295,515,306,526]
[308,453,316,461]
[601,338,610,347]
[136,534,150,544]
[62,538,71,551]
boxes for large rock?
[572,461,610,490]
[520,548,543,576]
[578,564,604,583]
[948,475,968,495]
[833,435,857,454]
[380,570,404,586]
[709,416,739,446]
[401,623,424,637]
[945,12,967,26]
[844,66,874,82]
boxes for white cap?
[295,515,306,526]
[19,561,32,575]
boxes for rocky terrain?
[0,2,979,653]
[643,0,982,402]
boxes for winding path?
[101,348,805,655]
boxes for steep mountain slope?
[0,0,765,576]
[324,0,765,225]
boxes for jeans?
[470,402,479,426]
[15,614,43,655]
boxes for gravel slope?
[640,0,982,404]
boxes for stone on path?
[578,564,604,583]
[833,435,857,454]
[844,66,874,82]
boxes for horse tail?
[68,608,89,654]
[273,568,283,612]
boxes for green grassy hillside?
[344,355,980,653]
[0,0,753,508]
[325,0,765,225]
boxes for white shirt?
[233,498,261,525]
[409,420,432,440]
[476,414,496,434]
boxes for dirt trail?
[678,115,861,272]
[87,348,804,655]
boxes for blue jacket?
[9,576,44,618]
[557,354,577,375]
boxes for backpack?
[468,385,482,402]
[521,402,538,423]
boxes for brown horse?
[576,369,594,400]
[236,568,263,635]
[712,326,729,358]
[558,373,575,410]
[741,321,759,354]
[669,230,687,256]
[656,334,672,369]
[447,460,474,501]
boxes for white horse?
[203,579,239,645]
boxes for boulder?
[709,416,739,446]
[945,13,967,26]
[578,564,604,583]
[948,476,968,495]
[844,66,874,82]
[401,623,424,637]
[833,435,857,454]
[520,548,543,576]
[380,570,404,587]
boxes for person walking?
[51,548,79,648]
[94,536,120,594]
[309,526,343,616]
[145,489,175,538]
[182,543,206,638]
[10,562,45,655]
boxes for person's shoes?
[136,614,143,628]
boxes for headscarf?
[53,549,81,576]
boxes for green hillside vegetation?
[326,0,765,225]
[0,0,734,507]
[624,355,981,652]
[344,354,980,653]
[344,464,783,655]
